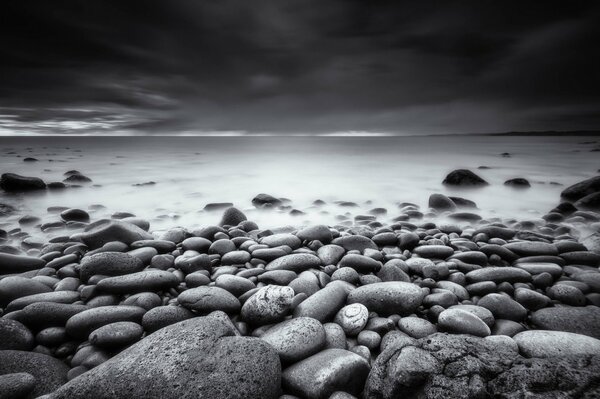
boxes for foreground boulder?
[531,306,600,339]
[0,173,46,191]
[561,175,600,201]
[49,314,281,398]
[365,333,600,398]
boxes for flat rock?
[265,253,321,272]
[49,315,281,399]
[466,267,531,283]
[503,241,558,256]
[96,270,179,294]
[437,308,491,337]
[0,173,46,191]
[177,286,241,314]
[141,305,195,333]
[65,305,146,339]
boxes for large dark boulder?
[219,206,247,226]
[442,170,488,186]
[561,175,600,201]
[0,350,68,398]
[49,314,281,399]
[364,333,600,399]
[0,173,46,192]
[252,193,282,208]
[574,191,600,211]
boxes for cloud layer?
[1,0,599,135]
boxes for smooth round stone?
[477,294,527,321]
[323,323,347,349]
[560,251,600,266]
[260,317,326,363]
[514,330,600,358]
[405,257,435,275]
[0,253,46,274]
[175,252,211,274]
[89,321,144,348]
[18,302,89,330]
[0,350,68,398]
[503,241,558,257]
[79,252,144,283]
[491,319,525,337]
[547,284,586,306]
[338,254,381,274]
[449,251,488,266]
[317,245,346,265]
[282,349,370,399]
[296,225,333,244]
[531,306,600,338]
[215,274,256,296]
[252,248,288,262]
[422,291,458,308]
[357,330,381,350]
[288,271,320,297]
[131,239,177,253]
[0,319,34,350]
[347,282,424,316]
[181,237,211,252]
[221,250,251,265]
[6,290,80,313]
[97,270,179,294]
[60,208,90,222]
[466,281,497,296]
[293,283,348,323]
[438,308,491,337]
[178,286,241,314]
[185,271,211,287]
[448,304,495,327]
[331,267,360,284]
[573,271,600,292]
[265,253,321,273]
[241,285,294,325]
[412,245,454,259]
[334,304,369,336]
[515,262,563,278]
[65,305,146,338]
[514,288,550,310]
[127,247,158,264]
[261,233,301,249]
[466,267,531,284]
[219,206,247,226]
[372,232,398,246]
[0,372,36,399]
[122,292,162,310]
[141,305,195,333]
[0,276,52,307]
[436,281,469,301]
[397,317,437,338]
[376,262,411,282]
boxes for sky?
[1,0,599,136]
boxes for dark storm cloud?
[1,0,599,135]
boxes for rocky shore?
[1,171,600,398]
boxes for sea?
[0,135,598,234]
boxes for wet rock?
[141,305,195,333]
[60,208,90,222]
[297,225,333,244]
[49,315,281,399]
[437,308,490,337]
[466,267,531,283]
[347,282,424,316]
[0,276,52,307]
[18,302,89,330]
[333,235,378,252]
[65,305,146,339]
[252,193,282,208]
[219,206,247,226]
[6,290,80,313]
[89,321,144,348]
[260,317,326,363]
[0,173,46,191]
[294,283,348,323]
[0,372,36,399]
[504,178,531,187]
[503,241,558,256]
[215,274,256,296]
[412,245,454,259]
[282,348,370,399]
[397,316,437,338]
[561,175,600,201]
[261,233,302,249]
[477,293,527,321]
[317,245,345,265]
[442,169,488,186]
[338,254,381,273]
[574,191,600,211]
[428,194,457,211]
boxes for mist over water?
[0,135,598,233]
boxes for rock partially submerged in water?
[561,175,600,201]
[442,169,488,186]
[0,173,46,191]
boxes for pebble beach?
[1,138,600,398]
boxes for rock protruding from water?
[561,175,600,201]
[0,173,46,191]
[442,169,488,186]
